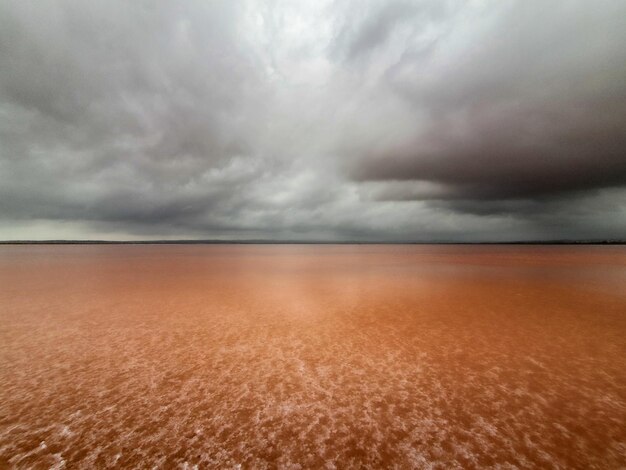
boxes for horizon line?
[1,239,625,245]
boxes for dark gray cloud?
[347,0,626,198]
[1,0,625,241]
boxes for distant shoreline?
[1,240,625,245]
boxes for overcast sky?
[1,0,625,241]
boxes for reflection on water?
[0,245,625,468]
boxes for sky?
[1,0,625,242]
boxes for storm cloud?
[1,0,625,241]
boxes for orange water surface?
[0,245,625,469]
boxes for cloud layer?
[1,0,625,241]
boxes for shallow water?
[0,245,625,469]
